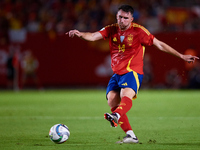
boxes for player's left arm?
[153,37,199,63]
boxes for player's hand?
[182,55,199,63]
[65,30,82,38]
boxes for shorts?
[106,71,143,100]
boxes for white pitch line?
[0,116,200,120]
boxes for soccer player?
[66,5,199,143]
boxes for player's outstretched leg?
[104,112,118,127]
[110,103,139,144]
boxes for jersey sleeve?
[98,26,110,40]
[138,26,154,46]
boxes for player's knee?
[120,88,136,99]
[107,99,118,108]
[107,96,120,108]
[107,91,121,108]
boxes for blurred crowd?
[1,0,200,44]
[6,45,42,90]
[1,0,200,89]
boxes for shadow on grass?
[158,143,200,146]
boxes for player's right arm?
[66,30,103,41]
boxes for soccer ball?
[49,124,70,144]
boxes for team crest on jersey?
[127,34,133,46]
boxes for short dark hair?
[118,5,134,15]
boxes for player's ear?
[131,17,134,22]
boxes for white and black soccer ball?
[49,124,70,144]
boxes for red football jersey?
[99,22,154,75]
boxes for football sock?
[118,114,132,133]
[113,96,132,117]
[111,106,133,134]
[126,130,136,139]
[111,106,118,112]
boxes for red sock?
[111,106,118,112]
[118,114,132,132]
[113,96,132,116]
[111,105,132,133]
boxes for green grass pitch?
[0,89,200,150]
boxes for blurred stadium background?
[0,0,200,90]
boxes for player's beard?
[119,23,128,30]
